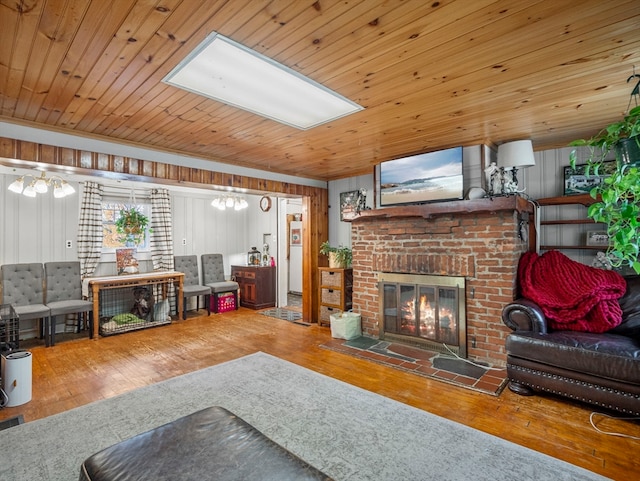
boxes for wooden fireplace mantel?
[353,195,534,221]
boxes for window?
[102,201,152,251]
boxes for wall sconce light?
[211,195,248,211]
[496,140,536,195]
[8,171,76,198]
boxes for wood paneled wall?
[0,136,328,323]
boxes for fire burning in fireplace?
[379,273,466,357]
[402,293,456,336]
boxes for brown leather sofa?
[501,276,640,415]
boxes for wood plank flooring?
[1,308,638,480]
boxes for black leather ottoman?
[79,406,332,481]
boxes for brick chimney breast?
[350,197,533,366]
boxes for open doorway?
[277,197,303,310]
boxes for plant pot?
[615,135,640,167]
[328,252,343,268]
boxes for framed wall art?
[290,228,301,245]
[563,160,616,196]
[340,190,359,221]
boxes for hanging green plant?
[115,206,151,247]
[569,105,640,274]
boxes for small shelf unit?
[536,193,605,252]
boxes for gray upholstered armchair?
[44,262,93,346]
[201,254,239,313]
[0,263,50,347]
[174,255,211,319]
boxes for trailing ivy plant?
[583,164,640,274]
[569,105,640,274]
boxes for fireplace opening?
[378,273,466,357]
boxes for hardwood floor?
[1,308,638,480]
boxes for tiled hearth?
[350,196,533,367]
[322,336,507,395]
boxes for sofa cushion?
[610,275,640,337]
[506,330,640,384]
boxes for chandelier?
[8,171,76,198]
[211,195,248,211]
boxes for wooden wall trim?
[0,136,327,324]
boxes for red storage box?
[212,292,236,313]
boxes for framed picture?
[340,190,359,221]
[115,248,138,275]
[563,161,616,196]
[290,228,301,245]
[586,230,610,247]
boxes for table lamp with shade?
[497,140,536,194]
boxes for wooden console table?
[85,271,184,339]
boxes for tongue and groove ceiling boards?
[1,0,639,181]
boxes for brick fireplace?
[350,196,533,366]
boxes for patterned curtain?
[77,181,104,278]
[150,188,176,312]
[150,188,174,271]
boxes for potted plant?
[320,241,352,268]
[115,206,150,247]
[569,105,640,274]
[570,105,640,166]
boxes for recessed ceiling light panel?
[163,33,363,130]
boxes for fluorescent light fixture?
[163,33,363,130]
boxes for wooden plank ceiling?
[1,0,639,182]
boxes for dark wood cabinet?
[231,266,276,310]
[318,267,353,326]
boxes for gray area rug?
[0,352,608,481]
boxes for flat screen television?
[378,146,464,207]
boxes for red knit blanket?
[518,250,626,332]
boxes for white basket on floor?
[330,311,362,340]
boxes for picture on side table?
[586,231,610,247]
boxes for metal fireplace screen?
[378,272,466,357]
